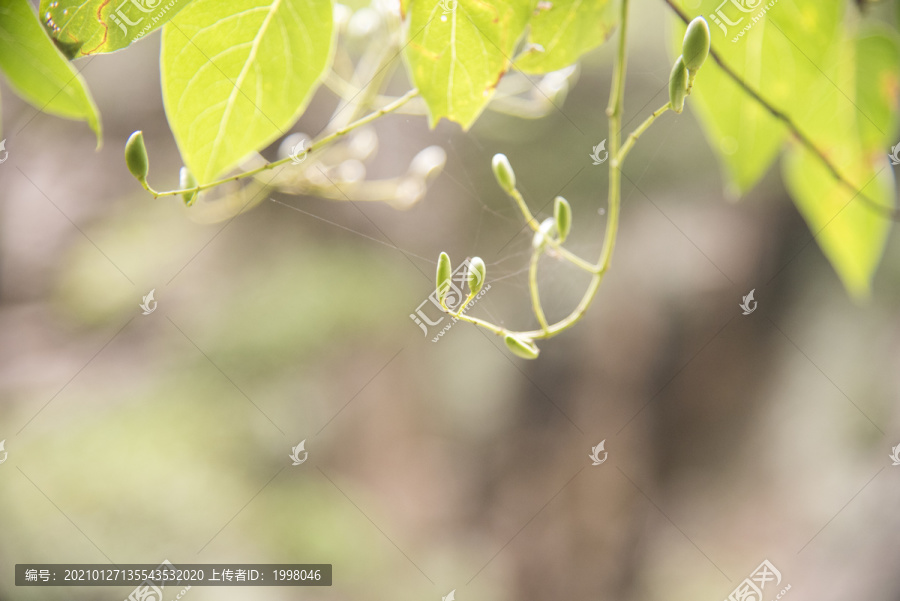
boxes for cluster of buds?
[668,17,710,114]
[431,154,582,360]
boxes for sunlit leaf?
[515,0,618,74]
[671,0,843,195]
[854,25,900,153]
[782,32,895,298]
[161,0,334,184]
[0,0,101,142]
[783,145,894,299]
[39,0,194,58]
[404,0,534,129]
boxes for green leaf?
[782,32,895,298]
[39,0,194,58]
[161,0,334,184]
[783,145,894,299]
[515,0,618,74]
[0,0,101,142]
[404,0,534,129]
[672,0,843,195]
[854,25,900,153]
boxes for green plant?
[433,12,713,358]
[6,0,897,359]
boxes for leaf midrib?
[205,0,284,178]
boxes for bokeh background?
[2,2,900,601]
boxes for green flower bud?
[467,257,486,295]
[682,17,710,74]
[179,167,198,206]
[669,56,688,114]
[491,153,516,193]
[504,334,540,359]
[554,196,572,243]
[436,252,452,303]
[124,131,149,183]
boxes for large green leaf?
[515,0,618,74]
[0,0,101,142]
[161,0,334,184]
[404,0,534,128]
[672,0,843,195]
[40,0,194,58]
[783,146,894,299]
[782,31,896,298]
[854,25,900,153]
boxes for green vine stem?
[140,88,420,199]
[443,0,635,343]
[529,249,551,332]
[618,103,670,164]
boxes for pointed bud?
[179,167,198,206]
[491,153,516,193]
[467,257,486,295]
[504,334,540,359]
[682,17,710,73]
[554,196,572,243]
[669,56,688,114]
[124,131,149,183]
[436,252,452,303]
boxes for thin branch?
[146,89,420,199]
[661,0,900,220]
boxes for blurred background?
[2,1,900,601]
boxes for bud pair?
[533,196,573,249]
[669,17,710,113]
[436,253,486,305]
